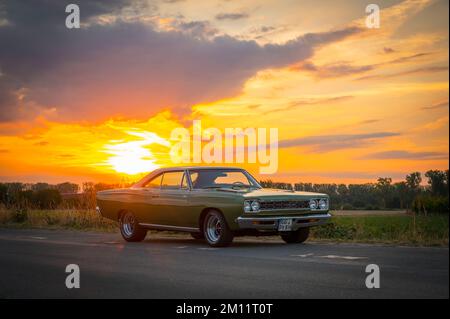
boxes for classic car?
[96,166,331,247]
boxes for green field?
[0,209,448,246]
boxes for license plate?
[278,219,293,231]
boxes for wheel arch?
[117,208,128,221]
[199,207,224,232]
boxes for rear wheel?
[280,227,310,244]
[203,210,234,247]
[119,211,147,242]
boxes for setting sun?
[104,130,170,175]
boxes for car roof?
[155,166,244,172]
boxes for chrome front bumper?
[236,213,331,231]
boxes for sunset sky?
[0,0,448,185]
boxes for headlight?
[309,199,318,210]
[318,199,328,210]
[244,200,252,212]
[251,200,260,212]
[244,200,260,212]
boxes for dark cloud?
[358,119,381,125]
[162,0,186,3]
[422,100,449,110]
[279,132,400,153]
[383,47,395,54]
[387,52,431,64]
[215,12,249,21]
[173,20,218,38]
[0,0,361,122]
[356,65,448,81]
[259,26,276,33]
[34,141,49,146]
[297,52,433,79]
[360,150,449,160]
[298,62,374,78]
[264,95,353,114]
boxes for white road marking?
[176,246,187,249]
[291,253,314,258]
[30,236,46,240]
[318,255,368,260]
[198,247,218,251]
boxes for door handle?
[151,195,159,198]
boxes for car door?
[158,170,191,227]
[136,173,166,224]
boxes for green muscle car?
[96,167,331,247]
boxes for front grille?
[260,200,309,210]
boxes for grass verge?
[311,214,449,246]
[0,209,448,246]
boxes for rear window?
[161,171,185,189]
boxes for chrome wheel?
[206,215,222,243]
[203,210,234,247]
[119,211,147,242]
[121,212,136,237]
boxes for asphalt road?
[0,228,448,299]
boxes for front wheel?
[203,210,234,247]
[119,211,147,242]
[280,227,310,244]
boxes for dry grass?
[0,208,117,232]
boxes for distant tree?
[376,177,393,209]
[82,182,95,193]
[425,170,447,196]
[0,183,7,206]
[272,182,293,190]
[33,189,62,209]
[260,180,274,188]
[394,182,408,209]
[5,183,24,207]
[406,172,422,190]
[294,183,314,192]
[336,184,349,209]
[402,172,422,209]
[32,183,51,191]
[348,184,379,208]
[445,170,449,195]
[56,182,79,194]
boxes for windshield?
[188,169,261,189]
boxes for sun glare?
[104,130,170,175]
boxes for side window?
[190,172,198,187]
[144,174,163,188]
[161,171,184,190]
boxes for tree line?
[0,181,131,210]
[261,170,449,213]
[0,169,448,213]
